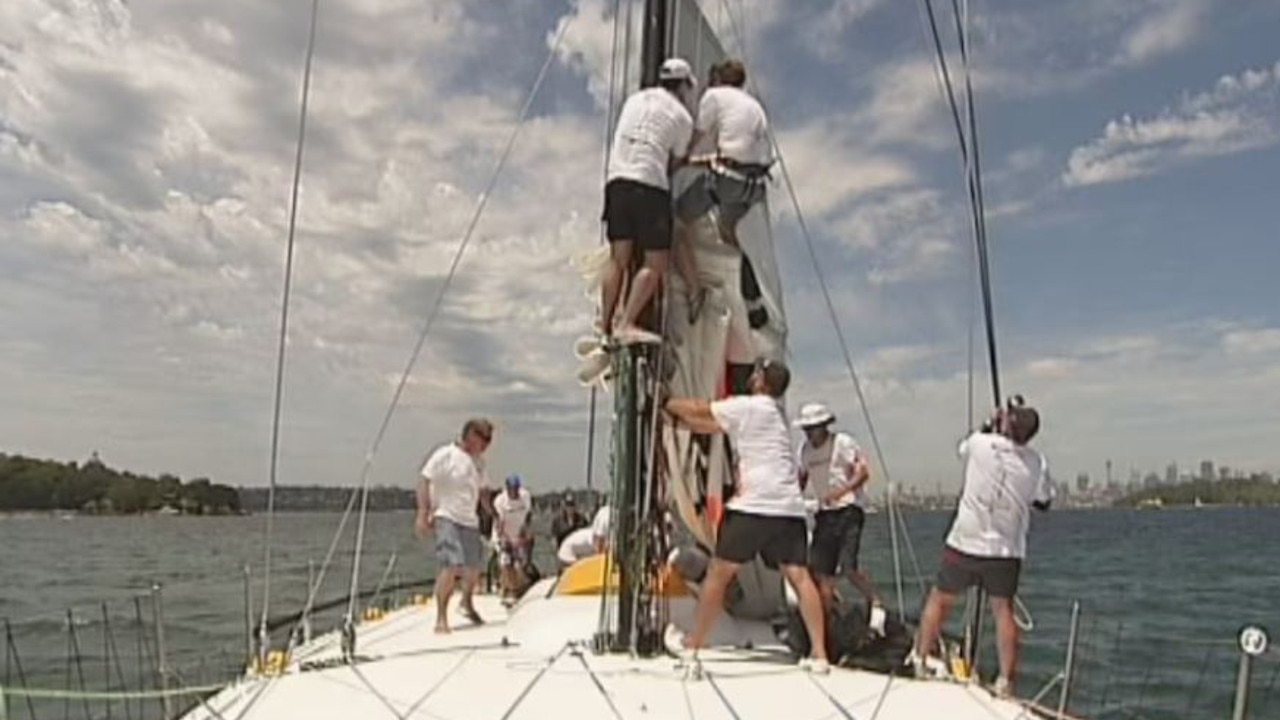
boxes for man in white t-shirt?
[555,504,612,567]
[795,403,886,627]
[661,360,830,674]
[493,474,533,604]
[675,59,772,252]
[414,418,494,633]
[596,57,696,347]
[912,400,1053,695]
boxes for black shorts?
[809,505,865,576]
[935,547,1022,599]
[602,178,673,251]
[715,509,807,567]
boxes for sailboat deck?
[182,589,1052,720]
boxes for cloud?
[792,319,1280,489]
[1115,0,1209,67]
[1062,60,1280,186]
[0,0,613,488]
[2,0,1277,498]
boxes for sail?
[661,0,789,563]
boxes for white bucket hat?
[793,402,835,428]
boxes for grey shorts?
[674,168,767,227]
[435,518,484,570]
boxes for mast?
[640,0,669,87]
[597,0,670,657]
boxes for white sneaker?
[615,326,663,345]
[868,604,887,636]
[576,349,612,386]
[663,623,693,660]
[993,676,1012,698]
[574,334,604,359]
[800,657,830,675]
[905,649,948,679]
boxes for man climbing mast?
[674,58,772,252]
[596,57,698,346]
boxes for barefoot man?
[415,418,495,633]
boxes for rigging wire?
[342,11,579,626]
[258,0,320,662]
[950,0,1000,406]
[586,0,630,495]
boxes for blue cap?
[505,474,522,488]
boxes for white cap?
[659,57,694,83]
[793,402,835,428]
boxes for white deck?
[180,579,1056,720]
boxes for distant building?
[1200,460,1215,482]
[1219,466,1231,482]
[1143,472,1161,489]
[1076,473,1090,493]
[1165,463,1178,486]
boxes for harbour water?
[2,506,1277,719]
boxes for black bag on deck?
[782,598,914,675]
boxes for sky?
[1,0,1278,494]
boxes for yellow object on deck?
[555,553,691,597]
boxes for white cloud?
[793,320,1280,489]
[0,0,612,489]
[1063,60,1280,186]
[1115,0,1209,67]
[1,0,1277,498]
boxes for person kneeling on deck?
[494,474,534,606]
[674,59,771,262]
[794,403,887,634]
[415,418,495,633]
[594,58,698,350]
[555,503,612,568]
[911,399,1053,696]
[661,360,830,674]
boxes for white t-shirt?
[945,432,1053,559]
[606,87,694,191]
[710,395,805,518]
[493,487,532,543]
[800,431,867,511]
[696,86,771,165]
[556,505,612,564]
[590,505,612,539]
[420,443,488,529]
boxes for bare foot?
[433,624,451,635]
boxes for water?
[2,507,1278,719]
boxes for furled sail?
[661,0,789,566]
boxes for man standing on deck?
[661,360,830,674]
[911,400,1053,695]
[415,418,495,633]
[794,403,887,631]
[494,474,534,606]
[674,59,771,254]
[595,57,696,347]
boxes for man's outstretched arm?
[664,397,724,435]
